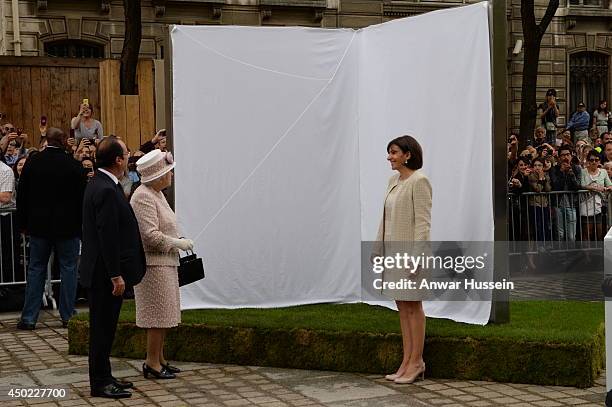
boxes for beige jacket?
[375,171,432,243]
[130,184,180,267]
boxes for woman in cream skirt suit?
[131,149,194,379]
[375,135,432,385]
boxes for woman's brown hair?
[387,135,423,170]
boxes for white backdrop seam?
[192,31,357,241]
[176,28,332,82]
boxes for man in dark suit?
[80,136,145,399]
[17,127,86,330]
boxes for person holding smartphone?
[139,129,167,154]
[82,158,95,181]
[71,99,103,143]
[539,89,559,145]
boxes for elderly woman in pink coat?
[131,149,194,380]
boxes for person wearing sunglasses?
[1,123,15,137]
[579,149,612,241]
[550,146,581,242]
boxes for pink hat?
[136,150,175,183]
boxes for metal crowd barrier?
[0,209,59,311]
[508,190,611,254]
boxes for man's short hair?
[96,136,124,169]
[46,127,66,147]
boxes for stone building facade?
[509,0,612,131]
[0,0,611,132]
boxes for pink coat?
[130,184,180,266]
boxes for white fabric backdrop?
[358,3,493,323]
[173,2,493,324]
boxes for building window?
[44,40,104,58]
[569,0,603,6]
[569,51,609,114]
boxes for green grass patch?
[70,301,604,387]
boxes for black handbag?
[178,250,205,287]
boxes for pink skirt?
[134,265,181,328]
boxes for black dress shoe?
[61,320,69,328]
[17,321,35,330]
[90,383,131,399]
[143,363,175,379]
[112,377,134,389]
[161,362,181,374]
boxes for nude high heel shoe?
[394,363,425,384]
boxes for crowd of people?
[0,99,195,399]
[0,102,168,207]
[0,102,169,296]
[509,89,612,246]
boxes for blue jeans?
[20,236,80,324]
[555,207,577,242]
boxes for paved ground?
[0,309,607,407]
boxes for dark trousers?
[88,275,123,389]
[0,214,21,283]
[530,206,551,242]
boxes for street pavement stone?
[0,309,608,406]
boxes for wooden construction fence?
[99,59,155,152]
[0,57,156,152]
[0,57,99,147]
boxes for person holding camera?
[139,130,167,154]
[0,127,29,157]
[508,156,531,242]
[528,157,552,242]
[71,100,103,143]
[536,143,554,160]
[539,89,559,145]
[1,122,14,138]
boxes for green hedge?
[68,301,605,388]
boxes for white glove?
[169,237,194,251]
